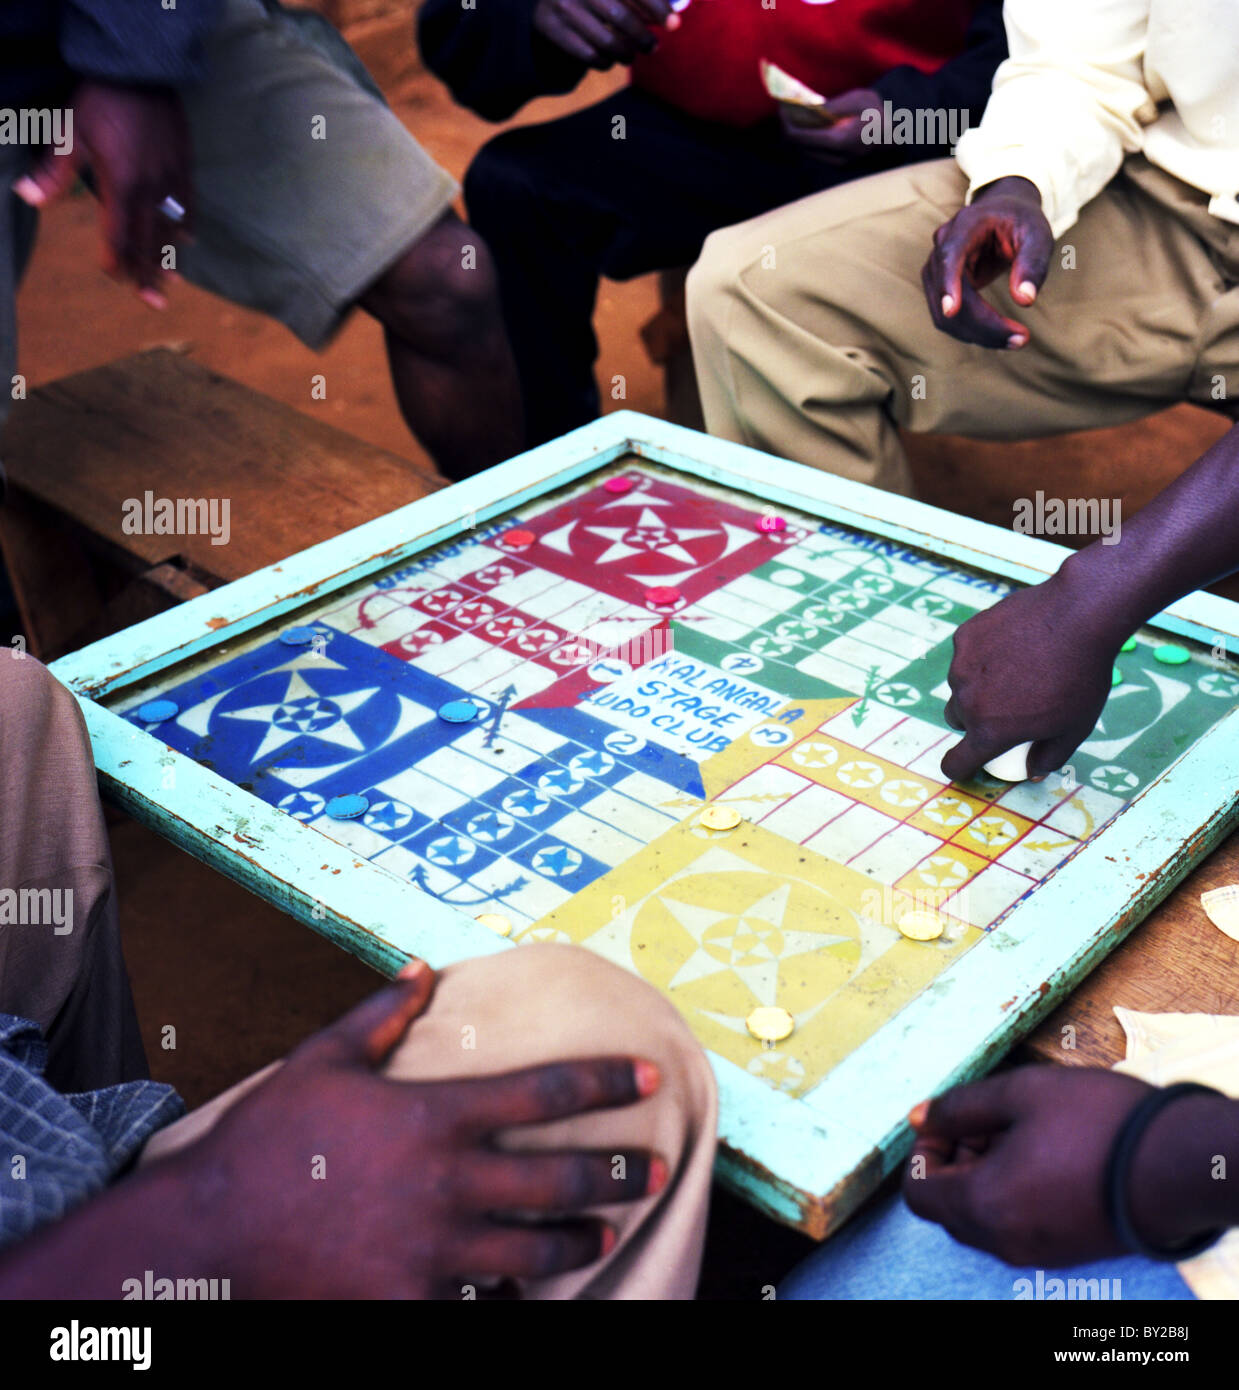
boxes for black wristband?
[1103,1081,1228,1262]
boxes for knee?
[685,225,749,343]
[463,128,547,226]
[441,943,716,1106]
[0,652,85,761]
[365,212,502,352]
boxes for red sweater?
[630,0,978,127]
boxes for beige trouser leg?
[687,154,1239,494]
[143,942,718,1300]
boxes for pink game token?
[645,585,681,606]
[759,514,788,533]
[501,528,536,549]
[603,476,635,494]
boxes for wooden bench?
[3,348,1235,1070]
[0,347,445,660]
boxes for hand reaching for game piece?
[940,565,1121,785]
[533,0,673,68]
[903,1066,1235,1267]
[922,175,1054,350]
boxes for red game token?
[603,476,635,494]
[645,585,681,606]
[759,514,787,533]
[501,528,536,550]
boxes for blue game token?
[438,699,479,724]
[279,626,319,647]
[325,793,370,820]
[136,699,179,723]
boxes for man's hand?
[170,961,665,1298]
[533,0,672,68]
[939,564,1121,783]
[903,1067,1157,1267]
[922,175,1053,349]
[778,88,881,163]
[13,82,193,309]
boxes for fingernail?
[1007,333,1027,349]
[941,294,955,315]
[908,1100,930,1129]
[634,1059,660,1097]
[13,177,44,205]
[600,1225,617,1256]
[647,1156,669,1195]
[1018,280,1037,302]
[139,289,168,311]
[397,958,428,980]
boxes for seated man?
[687,0,1239,496]
[419,0,1006,447]
[0,652,717,1298]
[2,1,522,479]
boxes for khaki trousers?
[1,654,717,1299]
[687,155,1239,495]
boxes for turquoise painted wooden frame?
[51,411,1239,1237]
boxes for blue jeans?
[781,1193,1195,1300]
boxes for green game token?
[1153,644,1191,666]
[1120,637,1137,652]
[1112,667,1122,687]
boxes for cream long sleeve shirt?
[954,0,1239,237]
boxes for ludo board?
[54,413,1239,1235]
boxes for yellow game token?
[475,912,513,938]
[700,805,742,830]
[746,1006,794,1043]
[897,909,946,942]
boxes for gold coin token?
[746,1006,795,1043]
[897,909,946,942]
[476,912,513,938]
[700,805,742,830]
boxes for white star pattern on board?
[661,884,850,1006]
[583,507,716,566]
[219,669,380,763]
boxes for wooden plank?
[0,348,445,585]
[1023,827,1239,1067]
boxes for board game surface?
[112,460,1235,1102]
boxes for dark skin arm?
[0,962,666,1299]
[904,1067,1239,1267]
[941,423,1239,782]
[922,175,1054,350]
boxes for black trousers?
[465,86,893,447]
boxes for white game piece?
[983,741,1034,782]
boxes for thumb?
[939,731,999,784]
[13,147,84,208]
[306,958,436,1069]
[914,1074,1016,1142]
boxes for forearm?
[1127,1091,1239,1250]
[1053,424,1239,642]
[0,1151,225,1299]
